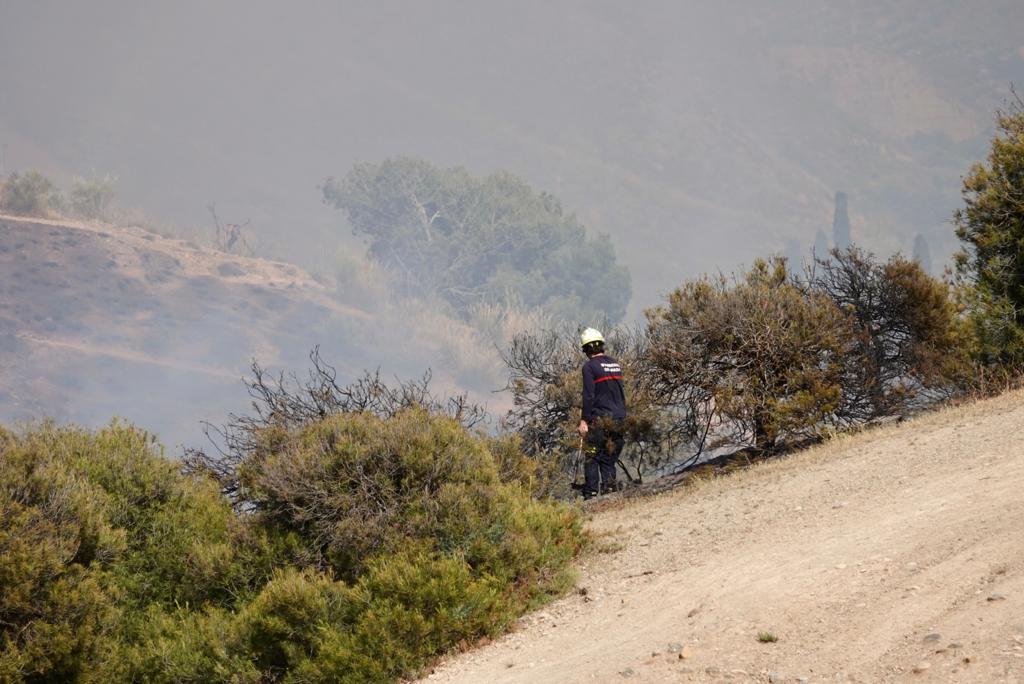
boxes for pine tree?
[954,97,1024,364]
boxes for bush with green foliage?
[238,408,582,592]
[184,353,489,503]
[0,170,62,216]
[108,604,256,683]
[205,406,580,682]
[115,554,513,684]
[239,556,507,683]
[0,421,267,683]
[0,429,116,682]
[954,97,1024,366]
[68,173,117,221]
[0,406,582,681]
[322,157,631,323]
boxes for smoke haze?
[1,1,1021,446]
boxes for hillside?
[0,213,376,445]
[0,214,501,448]
[424,390,1024,683]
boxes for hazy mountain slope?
[0,214,363,444]
[1,2,1020,317]
[0,214,498,448]
[425,389,1024,683]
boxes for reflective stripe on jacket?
[582,354,626,422]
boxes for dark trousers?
[584,419,625,498]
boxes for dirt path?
[424,391,1024,683]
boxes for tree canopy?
[954,97,1024,365]
[322,158,631,323]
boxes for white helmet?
[580,327,605,347]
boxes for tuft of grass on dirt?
[589,528,626,555]
[756,631,779,643]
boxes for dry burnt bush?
[502,325,699,488]
[184,346,487,504]
[806,246,970,424]
[646,253,966,457]
[647,258,849,453]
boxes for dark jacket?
[581,354,627,423]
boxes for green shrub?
[0,422,271,683]
[954,98,1024,367]
[0,426,121,682]
[240,408,583,593]
[0,513,115,682]
[68,174,117,221]
[103,605,257,684]
[109,558,505,684]
[191,403,580,682]
[0,170,62,216]
[235,567,353,677]
[2,411,582,683]
[331,553,507,680]
[236,556,508,683]
[114,551,526,683]
[485,432,566,498]
[24,422,268,609]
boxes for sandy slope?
[424,391,1024,683]
[0,213,375,443]
[0,212,371,319]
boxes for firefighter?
[578,327,627,499]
